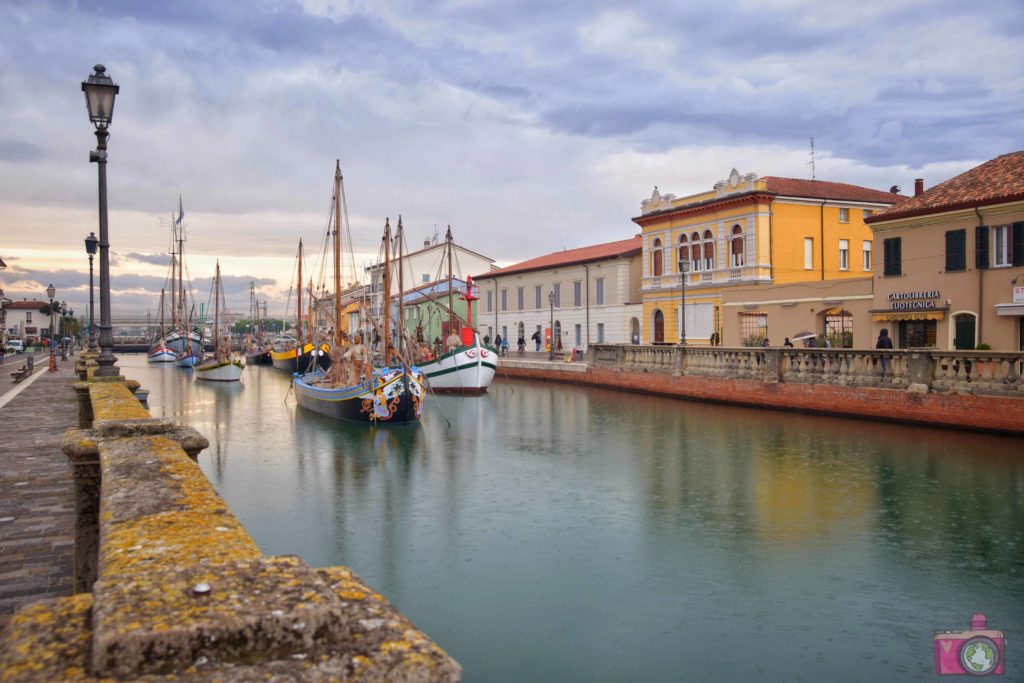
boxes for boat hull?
[419,335,497,393]
[270,343,331,374]
[175,351,200,368]
[195,359,245,382]
[147,347,177,363]
[244,350,272,365]
[293,366,424,424]
[157,330,203,355]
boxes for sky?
[1,0,1022,318]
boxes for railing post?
[907,351,933,390]
[764,348,782,383]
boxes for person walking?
[783,337,793,347]
[875,328,893,375]
[0,343,5,366]
[531,330,541,352]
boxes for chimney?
[914,178,924,196]
[424,239,431,248]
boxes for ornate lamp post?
[60,301,67,340]
[548,290,555,361]
[46,283,56,345]
[677,258,689,346]
[85,232,98,352]
[82,65,120,377]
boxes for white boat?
[175,348,200,367]
[147,345,176,363]
[195,261,245,383]
[418,332,496,394]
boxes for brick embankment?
[0,360,77,630]
[498,362,1024,435]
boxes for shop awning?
[995,303,1024,317]
[871,311,945,322]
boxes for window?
[651,238,663,276]
[804,237,814,270]
[501,325,507,341]
[863,209,873,220]
[839,208,850,223]
[703,230,715,271]
[945,229,966,272]
[824,309,853,348]
[26,312,32,323]
[573,280,582,307]
[731,225,744,267]
[993,225,1011,267]
[691,232,701,272]
[486,290,493,312]
[535,285,542,309]
[678,234,688,271]
[501,288,507,311]
[517,287,524,311]
[739,312,767,346]
[862,240,872,271]
[422,273,430,283]
[574,324,581,346]
[595,278,605,305]
[597,323,605,343]
[553,283,561,308]
[839,239,849,271]
[883,237,902,276]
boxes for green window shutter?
[945,229,966,271]
[975,226,989,269]
[883,237,902,276]
[1012,222,1024,266]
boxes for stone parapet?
[0,380,460,681]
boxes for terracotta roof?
[866,151,1024,222]
[763,177,904,204]
[6,300,48,310]
[474,236,642,280]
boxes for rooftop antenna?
[808,137,816,180]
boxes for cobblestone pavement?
[0,359,77,630]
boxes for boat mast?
[307,278,314,344]
[178,220,185,333]
[397,216,406,360]
[446,225,454,337]
[333,161,342,345]
[159,288,166,338]
[170,219,177,330]
[213,262,220,361]
[383,218,392,366]
[296,239,303,343]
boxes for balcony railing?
[588,345,1024,397]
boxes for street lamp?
[85,232,98,351]
[60,301,67,340]
[82,64,120,377]
[677,258,689,346]
[548,290,555,361]
[46,284,55,346]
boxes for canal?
[123,354,1024,682]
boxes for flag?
[175,195,184,226]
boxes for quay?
[0,354,461,682]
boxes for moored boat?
[147,344,176,363]
[417,331,496,393]
[195,261,245,383]
[175,347,200,367]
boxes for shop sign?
[888,290,940,311]
[1014,286,1024,304]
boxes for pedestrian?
[0,343,5,366]
[531,330,541,352]
[762,337,770,347]
[517,336,526,355]
[805,336,816,348]
[875,328,893,374]
[483,334,491,346]
[783,337,793,347]
[494,333,502,351]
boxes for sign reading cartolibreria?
[889,290,940,311]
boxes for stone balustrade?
[589,345,1024,397]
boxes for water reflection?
[121,357,1024,683]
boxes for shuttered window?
[975,226,989,269]
[1013,222,1024,266]
[883,237,901,276]
[945,229,966,272]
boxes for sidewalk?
[0,358,78,630]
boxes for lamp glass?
[85,232,99,255]
[47,284,55,300]
[81,65,119,126]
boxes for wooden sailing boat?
[292,161,424,424]
[150,201,201,360]
[270,240,321,373]
[412,227,497,393]
[243,282,271,365]
[147,288,176,362]
[195,261,244,382]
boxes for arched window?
[703,229,715,271]
[651,238,663,276]
[677,234,688,271]
[690,232,701,271]
[653,310,665,343]
[731,225,745,267]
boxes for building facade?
[866,153,1024,351]
[634,168,901,345]
[4,300,54,344]
[473,237,643,352]
[399,278,478,344]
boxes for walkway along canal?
[111,353,1024,681]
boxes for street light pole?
[46,284,55,346]
[82,65,120,377]
[678,258,689,346]
[85,232,98,352]
[548,291,555,361]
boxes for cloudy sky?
[1,0,1022,318]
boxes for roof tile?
[475,237,642,280]
[763,177,905,204]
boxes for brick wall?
[499,365,1024,435]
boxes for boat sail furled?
[293,161,424,424]
[195,261,244,382]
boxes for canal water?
[123,354,1024,682]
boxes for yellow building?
[633,168,902,344]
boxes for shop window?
[896,320,936,349]
[739,312,767,346]
[824,309,853,348]
[883,237,902,276]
